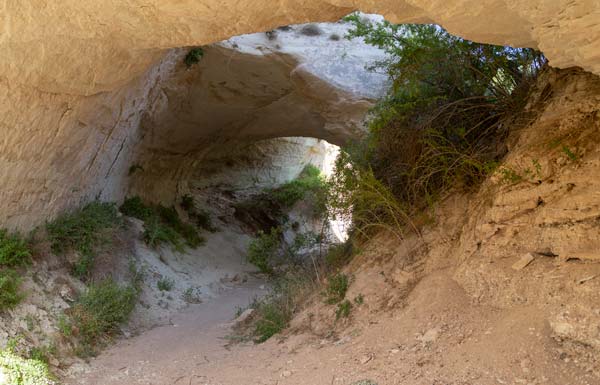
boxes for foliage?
[120,196,153,220]
[324,241,354,270]
[325,273,348,304]
[65,279,136,356]
[335,299,353,319]
[157,277,174,292]
[0,348,55,385]
[180,195,217,232]
[247,227,282,275]
[46,201,121,280]
[252,302,288,343]
[0,229,31,268]
[335,16,546,234]
[270,165,328,216]
[121,196,205,250]
[0,269,24,310]
[184,47,204,67]
[248,269,317,343]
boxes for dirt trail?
[68,278,266,385]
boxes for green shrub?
[335,299,353,319]
[142,217,183,251]
[0,269,24,310]
[325,273,348,304]
[247,227,281,275]
[0,348,55,385]
[121,197,204,250]
[325,242,354,270]
[270,165,328,215]
[247,270,316,343]
[335,16,545,234]
[67,279,136,355]
[0,229,31,268]
[180,195,218,233]
[46,201,121,279]
[252,302,288,343]
[119,196,153,221]
[157,277,174,292]
[184,47,204,67]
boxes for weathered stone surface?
[0,1,598,229]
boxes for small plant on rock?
[325,273,348,304]
[157,277,174,292]
[184,47,204,67]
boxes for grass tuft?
[0,269,24,311]
[325,273,348,304]
[46,202,121,280]
[64,279,137,357]
[0,229,31,268]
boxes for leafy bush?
[184,47,204,67]
[246,269,317,343]
[325,273,348,304]
[0,348,55,385]
[121,196,205,250]
[142,217,182,251]
[66,279,136,355]
[180,195,218,233]
[247,227,282,275]
[335,16,546,234]
[0,229,31,268]
[269,165,329,217]
[46,201,121,279]
[120,196,153,220]
[0,269,24,310]
[252,302,288,343]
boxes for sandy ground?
[67,270,599,385]
[67,277,267,385]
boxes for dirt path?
[67,278,266,385]
[67,270,598,385]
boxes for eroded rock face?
[1,2,599,228]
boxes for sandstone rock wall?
[1,1,599,228]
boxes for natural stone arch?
[2,0,599,95]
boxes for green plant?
[0,229,31,268]
[335,16,545,234]
[157,277,174,292]
[325,273,348,304]
[247,227,282,275]
[325,241,354,270]
[0,269,24,310]
[67,279,136,355]
[0,348,55,385]
[354,294,364,305]
[46,201,121,279]
[142,217,183,251]
[562,145,578,161]
[120,196,153,221]
[270,165,328,216]
[28,343,56,365]
[252,302,288,343]
[335,299,353,319]
[184,47,204,67]
[128,164,144,176]
[498,167,523,185]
